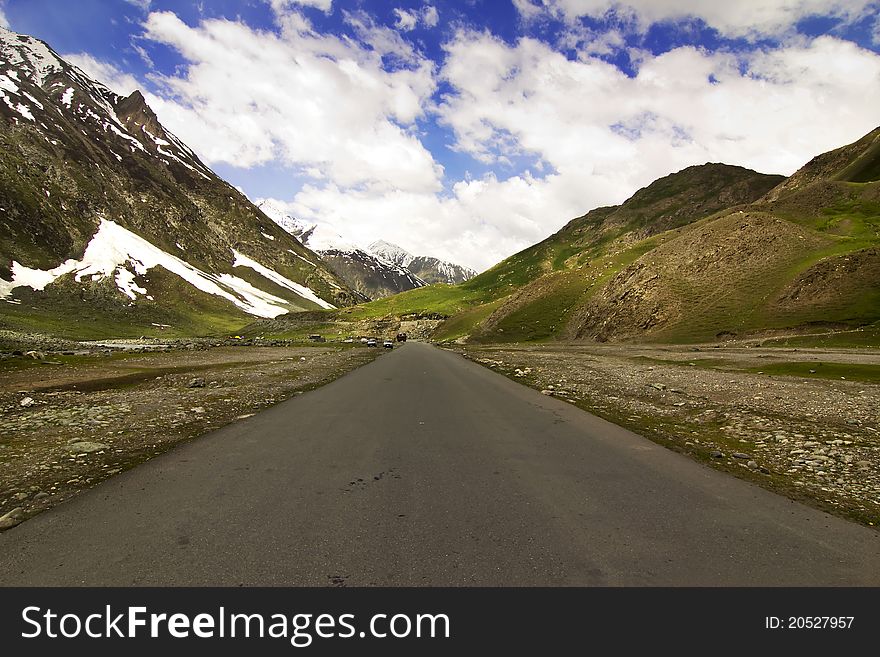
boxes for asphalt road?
[1,342,878,586]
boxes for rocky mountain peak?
[115,90,162,135]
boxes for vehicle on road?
[396,333,407,342]
[366,339,378,347]
[383,340,394,349]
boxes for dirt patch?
[453,342,880,528]
[0,345,379,529]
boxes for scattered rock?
[187,377,206,388]
[19,397,35,408]
[65,441,109,454]
[541,390,555,396]
[710,450,724,458]
[0,508,24,530]
[33,492,49,500]
[733,452,750,459]
[649,383,667,391]
[747,460,759,470]
[13,491,29,501]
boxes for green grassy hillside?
[342,128,880,346]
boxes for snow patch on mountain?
[368,240,415,268]
[0,219,334,317]
[232,249,335,309]
[258,201,358,253]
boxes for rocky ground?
[453,343,880,528]
[0,343,380,530]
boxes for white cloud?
[0,5,9,29]
[269,0,333,14]
[423,6,439,28]
[125,0,151,11]
[394,8,418,32]
[393,5,440,32]
[423,30,880,268]
[515,1,880,39]
[62,52,141,96]
[276,171,569,272]
[141,10,440,193]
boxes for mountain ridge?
[0,27,355,338]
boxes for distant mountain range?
[257,201,476,300]
[0,27,356,338]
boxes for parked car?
[396,333,407,342]
[308,334,325,343]
[366,339,378,347]
[383,340,394,349]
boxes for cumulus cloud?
[0,4,9,29]
[62,52,141,96]
[437,30,880,224]
[140,10,440,193]
[515,0,879,38]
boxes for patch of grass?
[762,326,880,348]
[432,299,505,342]
[340,284,492,320]
[746,361,880,383]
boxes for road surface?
[1,342,878,585]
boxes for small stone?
[190,407,205,414]
[649,383,666,391]
[13,492,29,501]
[0,507,24,530]
[66,441,109,454]
[33,492,49,500]
[710,450,724,458]
[541,390,555,396]
[187,377,206,388]
[733,452,750,459]
[19,397,35,408]
[747,460,758,469]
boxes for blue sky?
[2,0,879,269]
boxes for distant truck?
[396,333,407,342]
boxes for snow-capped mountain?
[368,240,477,286]
[0,27,356,335]
[257,201,424,300]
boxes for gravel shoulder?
[453,343,880,528]
[0,344,380,530]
